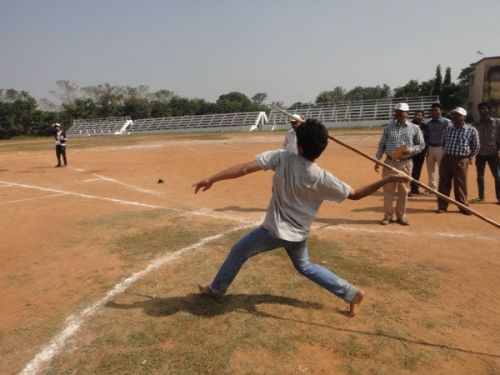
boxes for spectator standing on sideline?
[409,110,427,196]
[53,123,67,167]
[437,107,479,214]
[472,102,500,204]
[375,103,425,225]
[283,114,303,154]
[425,103,452,190]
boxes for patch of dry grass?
[45,230,460,374]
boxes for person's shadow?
[106,292,324,319]
[106,292,500,359]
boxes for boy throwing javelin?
[193,119,408,317]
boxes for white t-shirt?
[283,129,298,154]
[256,150,351,241]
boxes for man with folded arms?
[472,102,500,204]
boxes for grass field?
[1,130,499,374]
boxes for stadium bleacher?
[67,116,132,136]
[68,96,439,136]
[266,96,439,130]
[128,112,267,134]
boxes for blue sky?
[1,0,499,105]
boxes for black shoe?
[436,209,446,214]
[54,164,62,168]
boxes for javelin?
[270,105,500,230]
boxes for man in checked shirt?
[437,107,480,214]
[375,103,425,225]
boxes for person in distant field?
[425,103,452,190]
[375,103,425,226]
[472,102,500,204]
[409,110,427,196]
[52,123,67,167]
[193,118,409,317]
[437,107,479,214]
[282,114,304,154]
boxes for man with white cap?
[437,107,479,214]
[283,114,304,154]
[375,103,425,225]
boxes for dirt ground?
[0,131,499,374]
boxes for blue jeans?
[208,226,359,303]
[475,155,500,201]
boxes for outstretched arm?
[192,160,262,193]
[348,174,410,200]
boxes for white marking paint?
[70,167,87,172]
[0,193,65,205]
[92,174,162,196]
[20,222,256,375]
[83,178,102,183]
[316,224,499,242]
[0,180,251,224]
[4,177,499,374]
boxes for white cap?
[53,123,61,127]
[394,103,409,112]
[450,107,467,117]
[290,114,302,122]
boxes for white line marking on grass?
[92,174,162,196]
[20,222,256,375]
[315,224,500,242]
[0,193,65,205]
[0,179,251,224]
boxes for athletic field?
[1,131,499,374]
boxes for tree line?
[0,64,472,139]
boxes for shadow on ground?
[107,292,500,360]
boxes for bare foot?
[348,289,365,317]
[197,284,219,299]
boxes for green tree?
[216,92,255,113]
[394,80,421,97]
[123,97,151,119]
[432,65,442,97]
[440,67,460,109]
[315,86,346,103]
[346,84,391,100]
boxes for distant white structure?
[67,116,132,136]
[265,96,439,131]
[129,112,267,134]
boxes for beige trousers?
[382,158,412,220]
[426,146,444,190]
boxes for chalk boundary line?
[20,223,256,375]
[0,178,494,374]
[1,179,497,242]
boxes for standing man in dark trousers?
[472,102,500,204]
[437,108,479,214]
[409,110,427,196]
[375,103,425,225]
[53,123,68,167]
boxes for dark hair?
[414,110,424,116]
[477,101,491,110]
[295,118,328,161]
[431,102,442,110]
